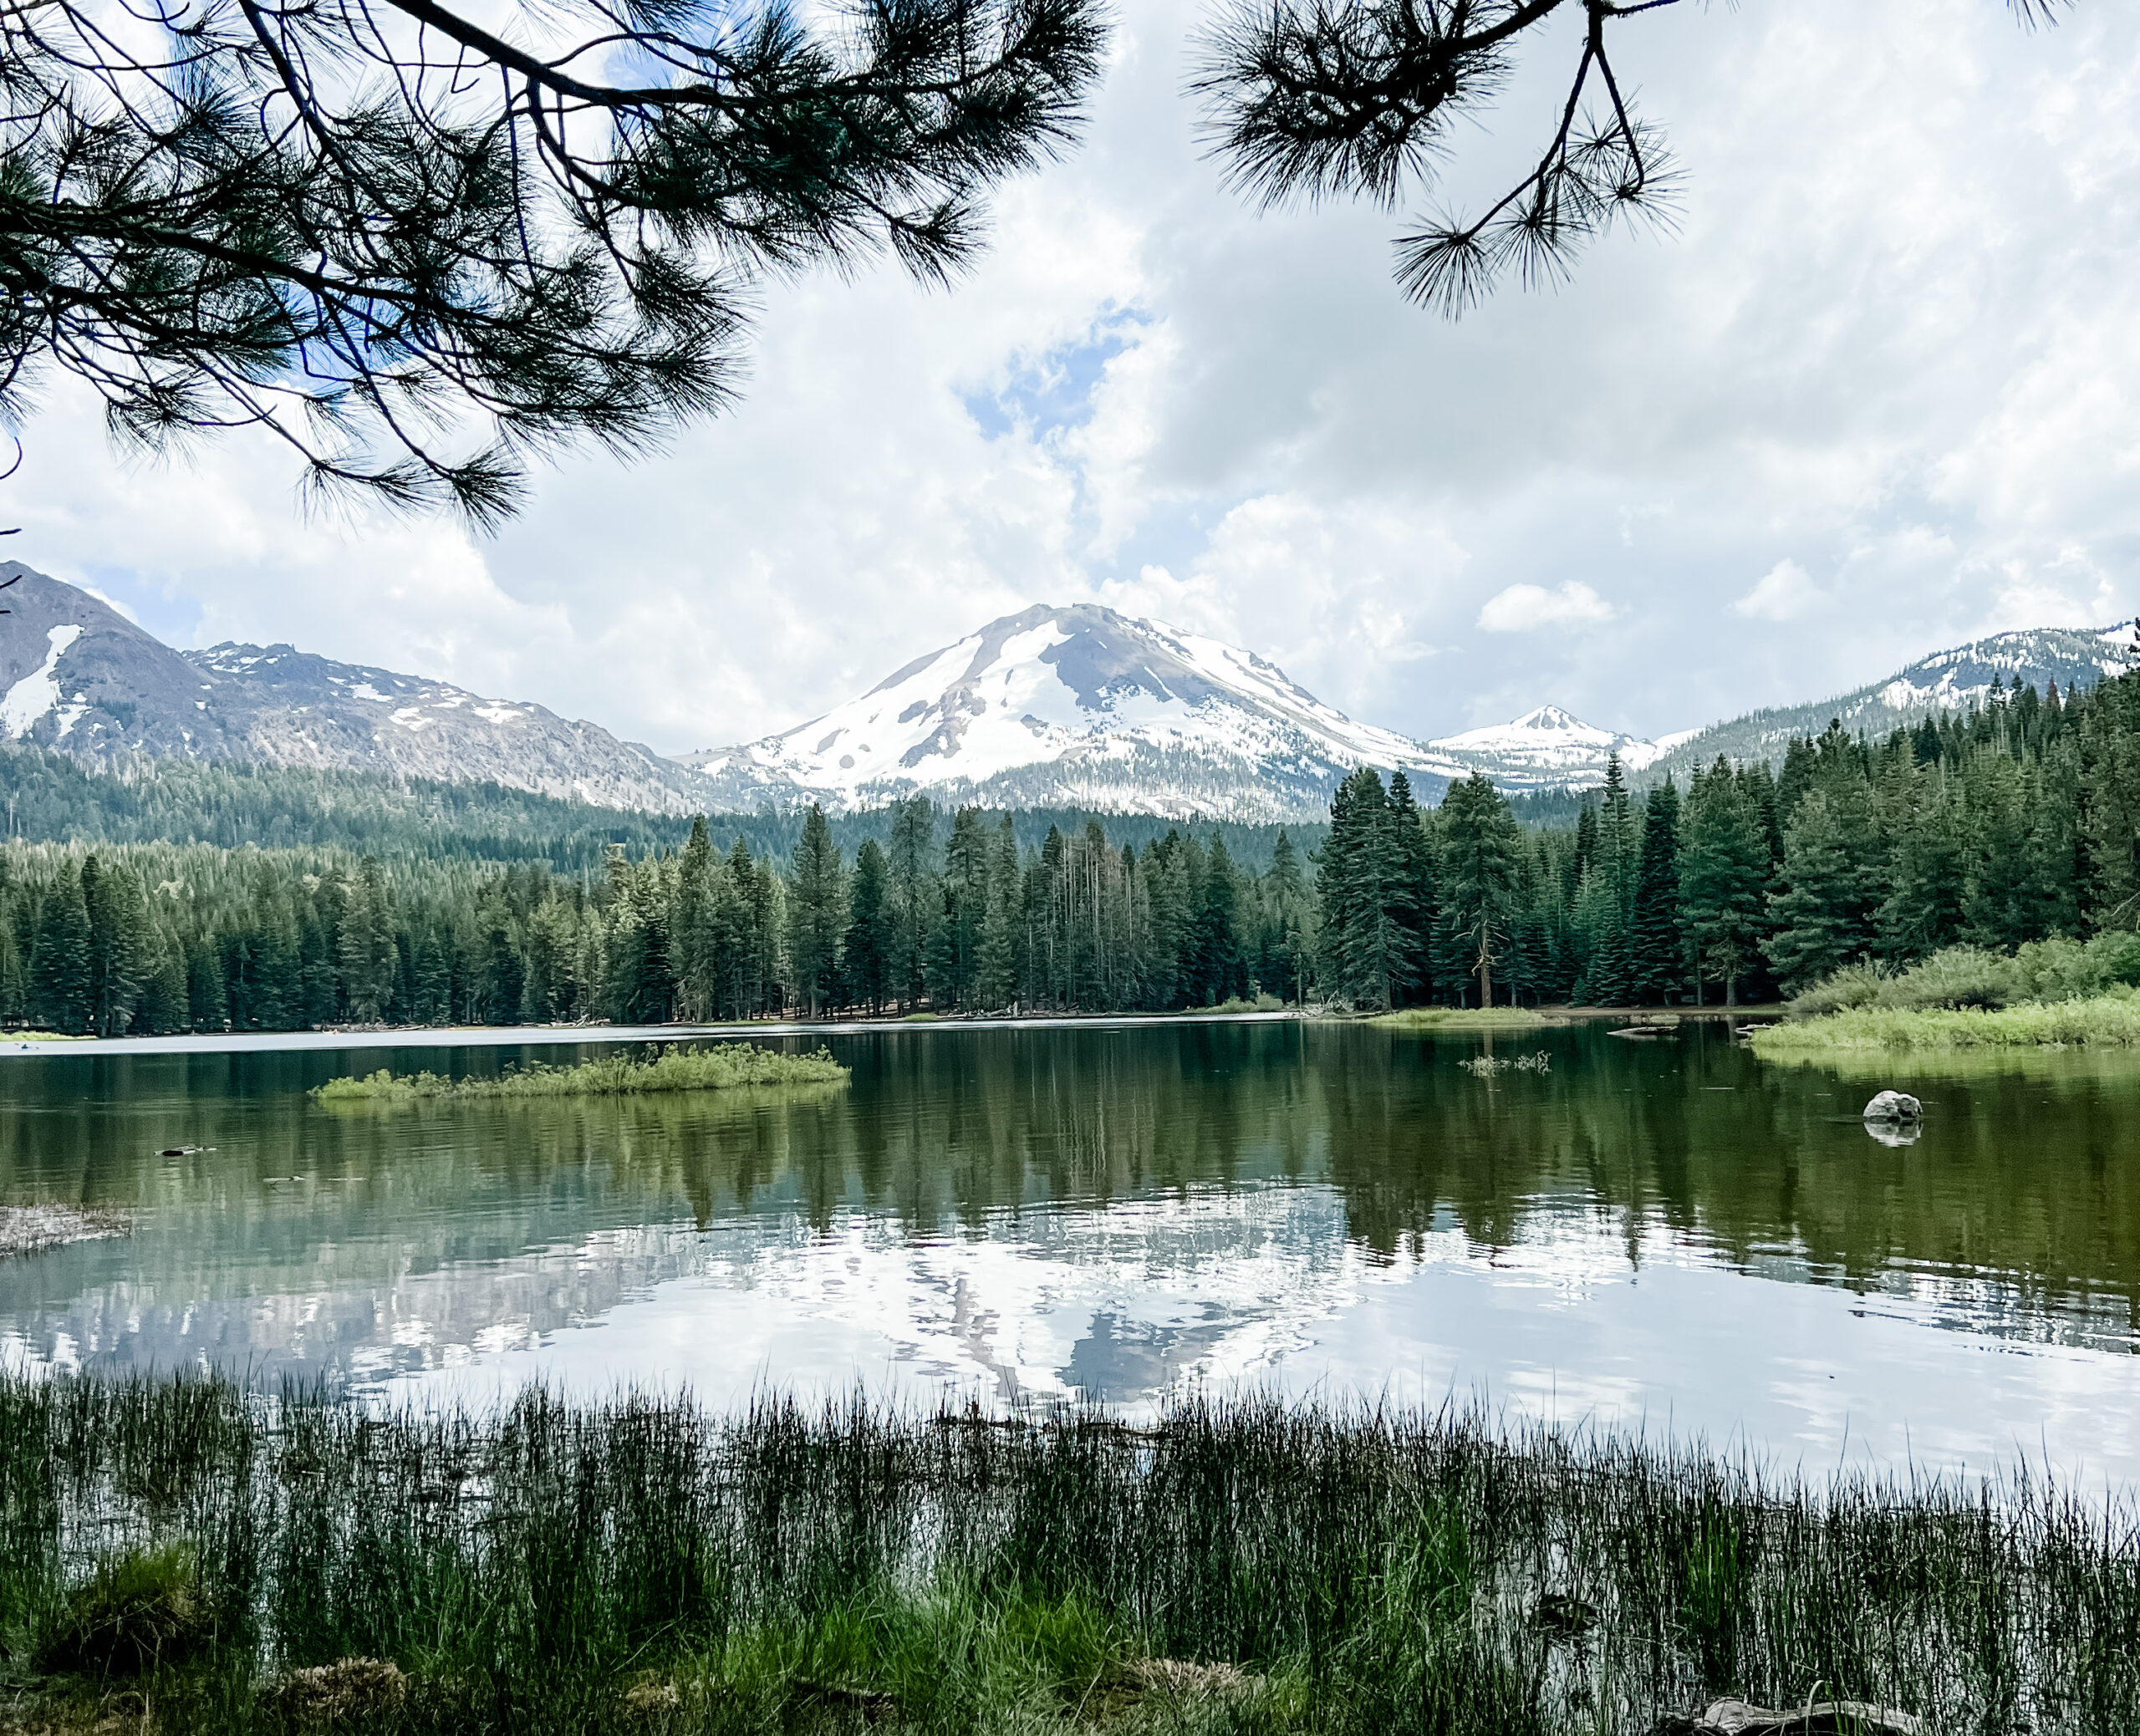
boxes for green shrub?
[37,1543,217,1678]
[1784,960,1890,1019]
[1783,934,2140,1032]
[1753,995,2140,1053]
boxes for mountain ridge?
[5,563,2135,821]
[0,564,706,813]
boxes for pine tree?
[976,818,1021,1011]
[843,839,894,1012]
[1583,755,1636,1005]
[1386,770,1434,1001]
[1437,774,1521,1007]
[1628,780,1684,1003]
[1680,760,1771,1006]
[787,804,847,1017]
[671,818,716,1021]
[1764,790,1874,993]
[80,853,149,1036]
[888,799,937,1008]
[1263,831,1311,1003]
[1195,835,1249,1005]
[337,857,398,1023]
[1317,767,1410,1010]
[30,868,92,1033]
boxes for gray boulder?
[1862,1090,1922,1123]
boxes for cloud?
[1731,560,1827,622]
[1476,582,1618,634]
[8,1,2140,751]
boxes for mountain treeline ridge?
[0,668,2133,1032]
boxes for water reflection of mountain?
[0,1025,2136,1390]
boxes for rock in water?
[1862,1090,1922,1123]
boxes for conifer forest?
[0,671,2125,1033]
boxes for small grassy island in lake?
[313,1041,848,1102]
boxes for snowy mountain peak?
[1511,705,1588,733]
[1427,704,1669,774]
[680,604,1468,822]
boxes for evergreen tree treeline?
[1311,670,2140,1011]
[3,670,2135,1030]
[0,804,1311,1033]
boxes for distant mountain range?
[0,564,704,813]
[3,563,2132,821]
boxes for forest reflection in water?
[0,1021,2137,1423]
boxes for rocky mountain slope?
[677,603,1483,819]
[7,563,2134,821]
[0,565,703,812]
[1643,626,2137,781]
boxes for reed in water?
[1,1374,2133,1733]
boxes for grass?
[1750,995,2140,1056]
[1369,1007,1557,1032]
[0,1375,2134,1734]
[0,1204,130,1260]
[1201,995,1285,1015]
[312,1041,848,1102]
[1,1030,89,1043]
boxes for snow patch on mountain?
[2,624,82,738]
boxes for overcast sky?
[12,0,2140,754]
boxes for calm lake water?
[3,1021,2138,1479]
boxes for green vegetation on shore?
[0,1375,2131,1734]
[1755,935,2140,1054]
[313,1042,847,1102]
[1753,996,2140,1056]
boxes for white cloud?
[1730,560,1827,622]
[1476,582,1618,634]
[7,1,2140,749]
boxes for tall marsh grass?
[1,1375,2135,1733]
[313,1041,848,1102]
[1753,996,2140,1055]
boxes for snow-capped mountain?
[679,605,1472,820]
[1643,625,2139,781]
[1426,705,1699,780]
[0,565,705,812]
[9,563,2137,822]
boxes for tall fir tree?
[1437,774,1521,1007]
[787,804,847,1017]
[843,839,894,1012]
[1680,760,1771,1006]
[30,867,92,1033]
[1628,780,1684,1003]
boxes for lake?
[3,1019,2138,1480]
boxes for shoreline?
[0,1374,2118,1736]
[1750,994,2140,1056]
[0,1003,1777,1061]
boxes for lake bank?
[0,1001,1771,1061]
[0,1373,2119,1736]
[1750,994,2140,1056]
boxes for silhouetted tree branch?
[0,0,1108,523]
[1192,0,2067,315]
